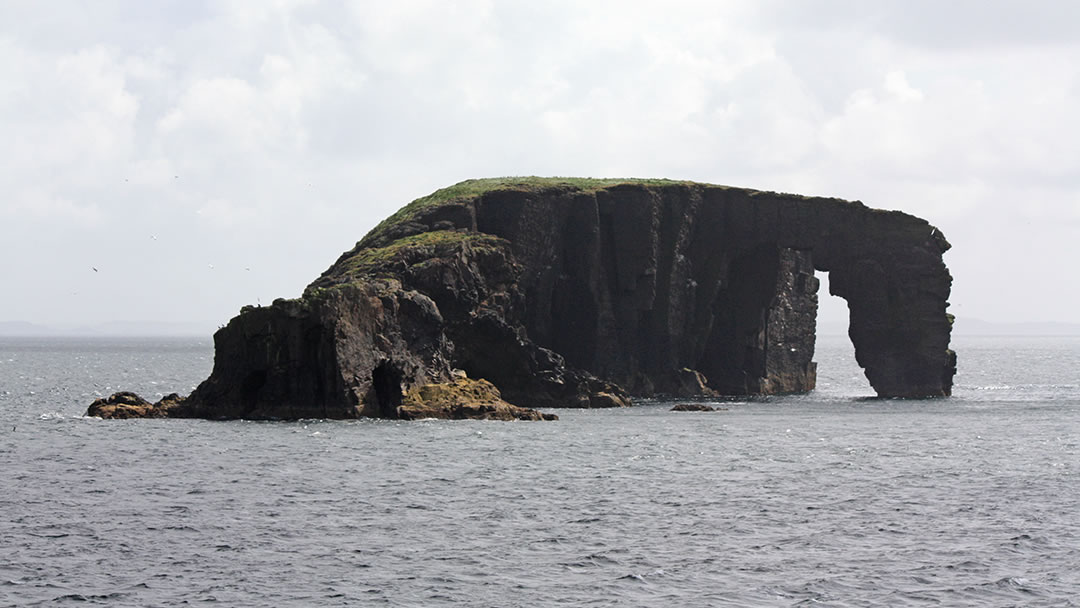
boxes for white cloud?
[2,44,137,179]
[1,188,103,227]
[0,42,140,234]
[158,76,287,151]
[196,197,257,229]
[882,70,924,102]
[1,1,1079,325]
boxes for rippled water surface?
[1,335,1078,607]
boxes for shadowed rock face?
[464,183,954,401]
[89,179,954,421]
[342,181,952,400]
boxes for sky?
[1,0,1078,332]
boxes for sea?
[1,334,1077,607]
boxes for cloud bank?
[2,1,1077,328]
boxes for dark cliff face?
[141,178,953,420]
[384,182,950,399]
[183,281,455,419]
[466,186,828,396]
[335,179,953,400]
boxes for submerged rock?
[671,403,721,412]
[87,177,954,421]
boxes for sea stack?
[90,178,955,420]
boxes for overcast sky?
[2,0,1078,331]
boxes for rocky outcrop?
[87,177,954,421]
[170,230,625,420]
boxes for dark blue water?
[1,335,1078,607]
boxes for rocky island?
[88,177,955,421]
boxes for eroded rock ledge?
[88,177,954,421]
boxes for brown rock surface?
[397,378,557,421]
[87,392,191,419]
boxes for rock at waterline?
[87,392,190,419]
[671,403,725,412]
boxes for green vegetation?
[304,286,333,301]
[413,176,696,204]
[362,176,698,247]
[327,176,714,288]
[335,230,507,280]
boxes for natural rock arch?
[427,182,955,399]
[103,178,954,421]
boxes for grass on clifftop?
[361,176,698,247]
[334,230,508,280]
[415,176,697,205]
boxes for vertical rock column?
[830,256,955,397]
[761,248,818,394]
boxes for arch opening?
[814,270,873,396]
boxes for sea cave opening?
[371,361,404,418]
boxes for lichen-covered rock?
[587,391,631,408]
[397,377,556,421]
[87,392,190,419]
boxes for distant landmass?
[0,320,217,337]
[951,319,1080,336]
[819,318,1080,337]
